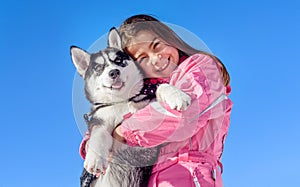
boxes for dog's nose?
[109,69,120,79]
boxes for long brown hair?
[119,14,230,86]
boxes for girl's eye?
[153,41,160,49]
[138,57,145,64]
[138,57,148,64]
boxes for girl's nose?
[151,54,162,66]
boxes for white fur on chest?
[93,102,136,131]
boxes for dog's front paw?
[156,84,191,110]
[84,148,108,175]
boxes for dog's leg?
[84,125,113,175]
[156,83,191,110]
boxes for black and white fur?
[71,28,191,187]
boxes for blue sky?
[0,0,299,186]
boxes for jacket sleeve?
[121,54,225,147]
[79,131,90,160]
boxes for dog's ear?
[70,46,90,77]
[108,27,122,50]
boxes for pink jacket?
[121,54,233,187]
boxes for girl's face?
[126,31,179,78]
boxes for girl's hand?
[112,125,126,143]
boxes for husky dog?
[71,28,191,187]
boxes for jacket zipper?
[193,172,201,187]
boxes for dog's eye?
[114,56,128,67]
[94,64,104,73]
[114,56,122,64]
[114,52,129,67]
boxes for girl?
[112,14,233,187]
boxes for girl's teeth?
[161,63,167,69]
[155,59,169,71]
[155,64,167,71]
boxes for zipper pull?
[212,168,217,181]
[193,175,201,187]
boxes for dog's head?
[70,28,144,104]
